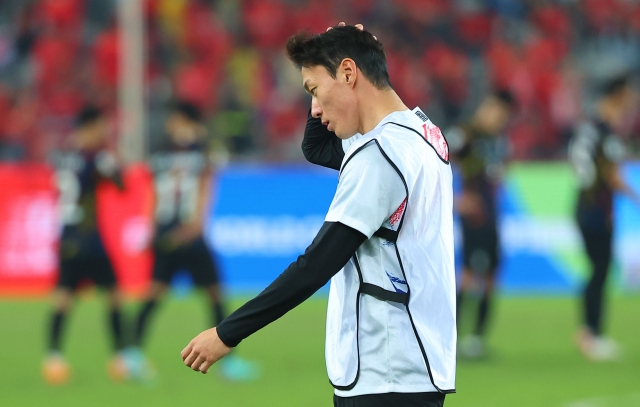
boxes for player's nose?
[311,98,322,119]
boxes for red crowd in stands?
[0,0,639,161]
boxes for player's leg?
[577,226,618,360]
[92,253,131,380]
[458,226,499,358]
[474,269,496,337]
[43,287,74,385]
[42,255,79,385]
[185,238,226,327]
[104,285,126,352]
[474,228,500,338]
[456,224,477,324]
[456,267,473,322]
[204,283,226,328]
[133,280,170,347]
[89,247,127,353]
[104,284,132,381]
[582,227,612,336]
[133,244,175,348]
[456,229,482,359]
[123,250,173,382]
[48,288,74,354]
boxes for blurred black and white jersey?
[149,143,210,230]
[569,120,626,229]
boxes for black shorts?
[334,392,445,407]
[462,224,500,274]
[57,228,117,289]
[152,237,220,286]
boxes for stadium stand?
[0,0,639,161]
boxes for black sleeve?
[216,221,366,347]
[301,110,345,171]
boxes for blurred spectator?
[0,0,639,162]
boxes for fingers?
[199,360,212,374]
[183,349,198,367]
[183,349,212,373]
[190,355,207,372]
[327,22,346,32]
[326,23,377,40]
[181,343,193,360]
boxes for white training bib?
[325,108,457,397]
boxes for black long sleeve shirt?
[216,221,366,347]
[301,111,344,171]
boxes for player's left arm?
[181,220,366,373]
[181,146,404,374]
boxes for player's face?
[167,113,198,147]
[476,97,511,135]
[302,64,359,139]
[78,118,109,150]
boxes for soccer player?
[447,91,514,358]
[42,107,127,384]
[181,26,456,407]
[129,101,259,381]
[569,75,640,361]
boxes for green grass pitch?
[0,294,638,407]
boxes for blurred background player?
[448,91,515,359]
[43,107,127,384]
[568,75,640,361]
[128,101,259,381]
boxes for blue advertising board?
[206,164,338,292]
[204,162,640,295]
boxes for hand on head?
[327,22,377,40]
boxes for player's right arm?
[301,109,345,170]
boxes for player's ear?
[340,58,357,89]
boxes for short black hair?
[76,106,102,127]
[601,74,630,98]
[172,101,202,123]
[286,25,391,90]
[494,89,516,109]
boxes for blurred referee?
[569,74,640,361]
